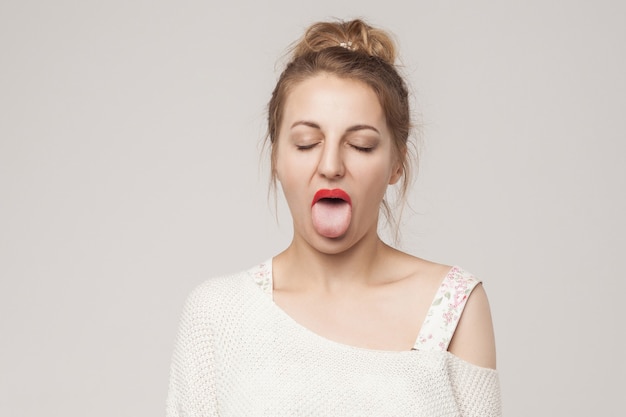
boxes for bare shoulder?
[448,283,497,369]
[387,250,453,289]
[390,250,497,369]
[382,250,454,307]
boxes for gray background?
[1,1,624,416]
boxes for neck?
[274,230,395,293]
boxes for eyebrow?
[346,124,380,134]
[290,120,380,134]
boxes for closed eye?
[296,143,319,151]
[350,144,375,153]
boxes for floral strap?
[249,259,273,298]
[413,266,481,351]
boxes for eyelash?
[295,143,374,152]
[296,144,318,151]
[351,145,374,153]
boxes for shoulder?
[447,277,497,369]
[401,255,497,369]
[385,249,452,288]
[181,267,256,315]
[187,271,242,299]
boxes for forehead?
[281,74,386,129]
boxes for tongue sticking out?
[311,199,352,238]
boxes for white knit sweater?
[166,261,501,416]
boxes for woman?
[167,19,501,416]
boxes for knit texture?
[166,264,501,416]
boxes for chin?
[304,230,361,256]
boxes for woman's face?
[275,73,402,254]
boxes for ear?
[388,160,403,185]
[272,150,283,183]
[274,168,283,184]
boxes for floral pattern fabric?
[250,260,273,297]
[414,266,480,351]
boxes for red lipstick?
[311,189,352,207]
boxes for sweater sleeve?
[166,286,219,417]
[447,355,502,417]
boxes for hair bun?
[292,19,397,65]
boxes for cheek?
[275,151,305,202]
[351,166,392,211]
[356,157,395,187]
[274,146,288,183]
[273,139,300,182]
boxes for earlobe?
[389,163,403,185]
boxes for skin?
[272,73,496,369]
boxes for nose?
[317,143,345,179]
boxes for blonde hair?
[266,19,416,236]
